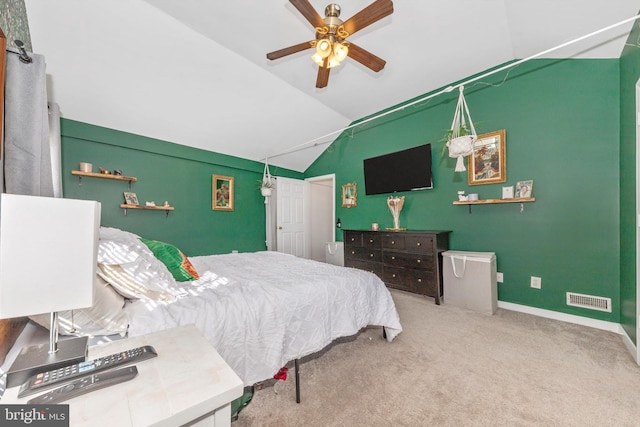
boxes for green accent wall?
[619,25,640,342]
[306,59,622,322]
[61,119,303,256]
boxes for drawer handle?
[391,240,395,245]
[391,256,396,260]
[369,239,374,243]
[392,274,396,278]
[351,250,355,255]
[370,253,374,257]
[418,278,422,283]
[417,259,421,263]
[416,242,421,246]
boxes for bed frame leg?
[294,358,301,404]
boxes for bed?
[20,227,402,391]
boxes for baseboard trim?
[497,301,624,334]
[620,327,638,364]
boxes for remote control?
[18,345,157,398]
[27,366,138,405]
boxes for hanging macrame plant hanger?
[446,86,478,172]
[261,160,274,199]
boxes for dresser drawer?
[382,234,406,250]
[344,246,382,263]
[383,266,436,295]
[404,234,434,253]
[362,232,383,248]
[345,259,383,277]
[383,252,435,270]
[344,230,363,247]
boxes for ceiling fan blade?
[343,0,394,35]
[267,41,314,60]
[347,43,386,72]
[290,0,325,29]
[316,64,330,88]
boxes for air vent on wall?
[566,292,611,313]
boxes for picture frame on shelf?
[515,180,533,198]
[212,174,234,211]
[468,129,506,186]
[123,191,139,205]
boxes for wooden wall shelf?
[72,170,137,189]
[453,197,535,213]
[120,204,174,217]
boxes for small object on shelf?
[371,223,379,231]
[457,191,467,201]
[145,201,156,207]
[124,192,139,205]
[79,162,92,173]
[113,169,122,176]
[164,201,170,207]
[467,193,478,201]
[99,167,111,175]
[502,186,514,199]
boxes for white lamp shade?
[0,194,101,319]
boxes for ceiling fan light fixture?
[316,39,332,58]
[333,41,349,62]
[326,53,341,68]
[311,52,325,66]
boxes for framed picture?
[515,180,533,198]
[123,191,139,205]
[342,183,357,208]
[212,174,234,211]
[468,129,506,186]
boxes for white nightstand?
[2,324,244,427]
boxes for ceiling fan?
[266,0,394,88]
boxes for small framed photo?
[468,129,506,186]
[502,186,514,199]
[123,191,139,205]
[515,180,533,198]
[212,174,234,211]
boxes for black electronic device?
[27,366,139,405]
[363,143,433,195]
[18,345,157,398]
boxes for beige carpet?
[234,289,640,427]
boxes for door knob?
[278,226,283,230]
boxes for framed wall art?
[468,129,506,186]
[212,174,234,211]
[342,183,357,208]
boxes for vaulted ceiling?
[24,1,639,172]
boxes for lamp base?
[5,336,88,388]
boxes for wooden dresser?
[343,229,451,304]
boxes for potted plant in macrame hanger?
[260,161,275,197]
[446,86,478,172]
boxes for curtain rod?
[262,13,640,163]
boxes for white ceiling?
[24,0,639,172]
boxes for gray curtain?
[3,51,54,197]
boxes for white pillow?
[30,275,129,337]
[98,227,179,292]
[97,263,177,302]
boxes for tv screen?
[363,144,433,195]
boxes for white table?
[2,324,244,427]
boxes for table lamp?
[0,194,101,387]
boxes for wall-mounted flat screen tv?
[363,143,433,195]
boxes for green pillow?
[140,238,199,282]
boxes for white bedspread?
[124,251,402,386]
